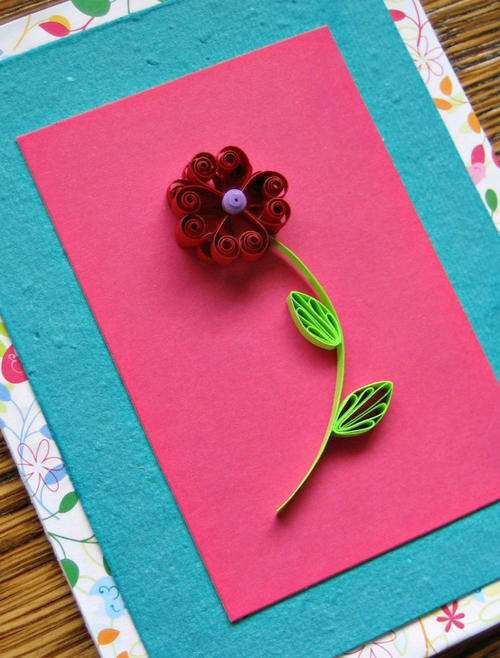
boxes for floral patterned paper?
[387,0,500,230]
[0,325,146,658]
[0,1,498,656]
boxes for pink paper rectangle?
[18,27,499,621]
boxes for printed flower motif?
[1,344,28,384]
[407,35,443,83]
[0,382,11,401]
[345,630,396,657]
[90,576,126,619]
[18,438,65,494]
[40,424,52,438]
[167,146,290,264]
[436,600,465,632]
[467,144,486,184]
[39,15,71,37]
[468,162,486,185]
[433,75,466,113]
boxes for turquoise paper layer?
[0,1,498,656]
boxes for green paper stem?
[273,238,393,513]
[272,238,346,514]
[271,238,335,312]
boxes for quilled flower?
[167,146,290,264]
[167,146,393,513]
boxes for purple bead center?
[222,188,247,215]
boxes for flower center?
[222,188,247,215]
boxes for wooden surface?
[0,1,499,656]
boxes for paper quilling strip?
[167,146,394,513]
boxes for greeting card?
[1,0,499,655]
[17,26,499,622]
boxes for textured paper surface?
[18,27,500,621]
[2,0,500,654]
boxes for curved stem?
[13,15,31,51]
[50,534,67,559]
[41,511,59,521]
[48,531,98,544]
[271,238,336,314]
[332,342,345,427]
[271,238,346,514]
[21,409,41,441]
[10,398,26,426]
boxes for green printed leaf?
[71,0,110,16]
[333,381,393,436]
[287,291,341,350]
[485,189,498,213]
[61,558,79,587]
[58,491,78,513]
[103,556,112,576]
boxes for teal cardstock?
[1,0,499,656]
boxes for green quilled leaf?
[333,381,393,436]
[287,291,341,350]
[71,0,110,17]
[58,491,78,514]
[61,558,79,587]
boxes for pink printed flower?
[468,162,486,185]
[345,631,396,657]
[407,36,443,83]
[18,439,64,495]
[1,344,28,384]
[436,600,465,632]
